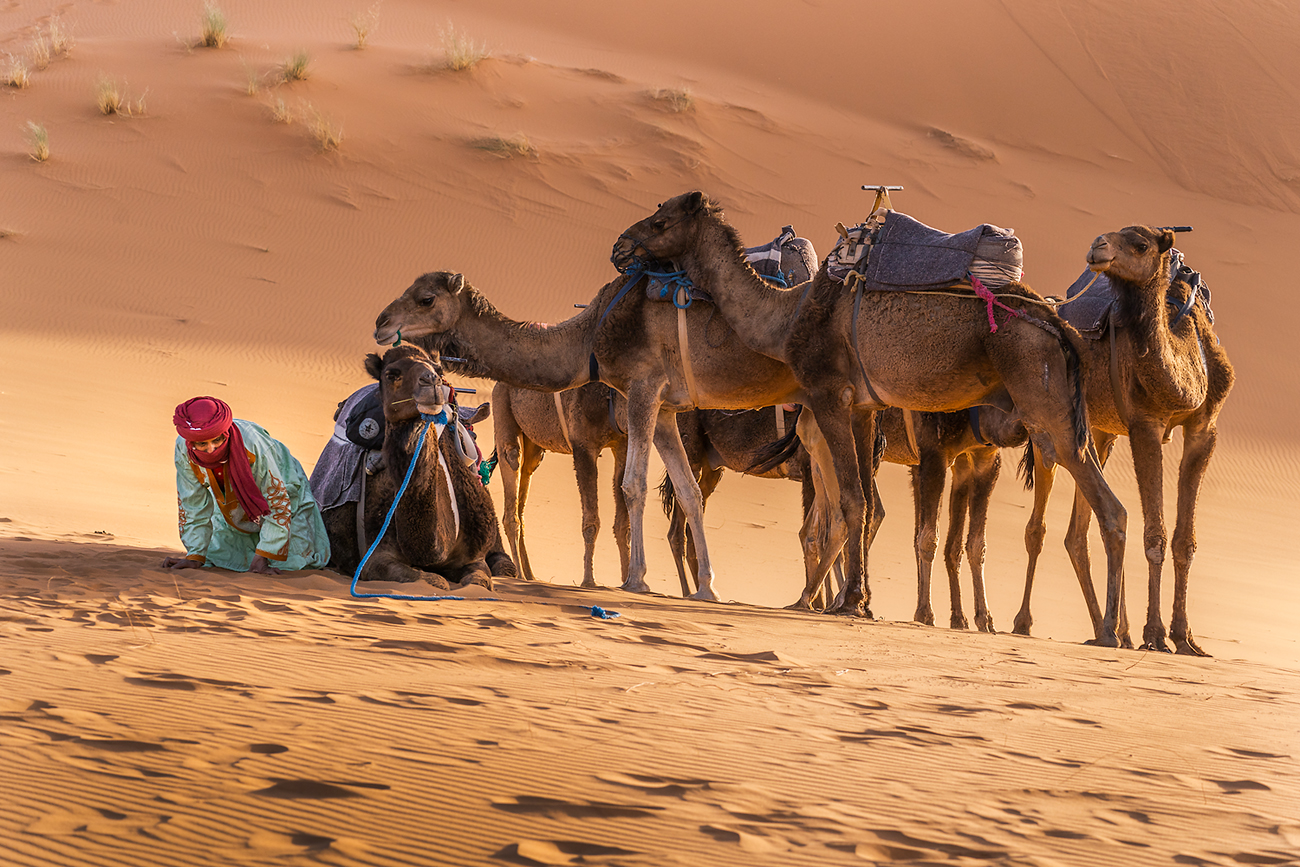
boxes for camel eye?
[418,295,434,307]
[1134,242,1148,253]
[385,369,401,381]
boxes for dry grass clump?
[472,133,534,158]
[29,38,51,71]
[303,103,342,151]
[47,16,74,56]
[3,54,31,88]
[200,3,229,48]
[280,50,311,82]
[24,121,49,162]
[439,24,489,71]
[651,88,695,113]
[350,3,381,49]
[241,57,261,95]
[269,96,292,123]
[95,75,146,116]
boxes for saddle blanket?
[1058,249,1215,336]
[745,225,818,287]
[827,210,1022,291]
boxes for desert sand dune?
[2,0,1298,863]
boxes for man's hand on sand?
[249,556,282,576]
[162,557,202,570]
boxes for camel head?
[1086,226,1175,285]
[374,271,468,346]
[365,344,450,424]
[611,190,724,273]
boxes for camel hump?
[745,225,818,288]
[828,210,1023,292]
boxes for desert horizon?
[3,1,1299,864]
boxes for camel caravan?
[330,186,1229,656]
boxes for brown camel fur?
[1013,227,1234,655]
[374,271,839,603]
[613,192,1130,648]
[493,381,630,588]
[346,345,500,589]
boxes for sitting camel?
[613,192,1130,648]
[493,381,630,588]
[330,345,503,589]
[1013,227,1233,654]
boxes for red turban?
[173,397,270,522]
[173,397,233,442]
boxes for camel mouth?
[1087,256,1114,273]
[374,324,400,345]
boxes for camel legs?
[792,409,853,610]
[611,441,631,585]
[1169,418,1218,656]
[1058,433,1131,646]
[653,409,719,600]
[572,445,603,589]
[1014,444,1057,635]
[502,439,545,583]
[960,447,1001,633]
[910,456,947,628]
[673,464,724,596]
[1126,418,1175,651]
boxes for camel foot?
[620,579,652,594]
[828,602,873,619]
[689,587,721,603]
[421,573,452,592]
[1174,632,1211,657]
[975,615,995,634]
[487,552,517,578]
[1142,625,1169,653]
[949,613,969,631]
[579,579,599,589]
[1084,632,1121,649]
[784,597,815,611]
[1011,613,1032,636]
[1140,638,1173,653]
[914,607,936,627]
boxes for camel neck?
[679,221,802,362]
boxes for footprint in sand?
[491,795,660,819]
[495,840,639,866]
[251,778,390,799]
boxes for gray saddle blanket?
[1059,249,1214,336]
[831,211,1023,291]
[310,384,378,511]
[745,225,818,287]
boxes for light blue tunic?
[175,419,330,571]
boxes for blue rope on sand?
[349,413,622,619]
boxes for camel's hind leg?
[510,439,546,583]
[1169,417,1218,656]
[611,441,631,584]
[963,446,1001,633]
[618,387,662,595]
[940,455,972,630]
[1058,433,1130,646]
[911,454,948,628]
[1014,443,1055,635]
[653,409,718,601]
[793,411,851,610]
[572,445,603,588]
[679,464,724,596]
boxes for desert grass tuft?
[29,37,51,71]
[3,54,31,89]
[47,15,74,56]
[303,103,342,151]
[471,132,534,158]
[241,58,260,95]
[200,3,229,48]
[651,87,695,113]
[270,96,292,123]
[25,121,49,162]
[280,49,311,82]
[95,75,146,116]
[440,24,489,71]
[350,3,381,49]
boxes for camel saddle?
[1058,249,1215,338]
[828,210,1022,292]
[643,225,817,307]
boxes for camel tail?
[1056,329,1091,457]
[657,470,678,519]
[746,406,803,475]
[1018,441,1035,492]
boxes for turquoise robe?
[175,419,330,571]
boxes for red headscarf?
[173,397,271,522]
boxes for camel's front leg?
[571,445,602,588]
[1169,418,1218,656]
[964,447,1001,634]
[1128,417,1172,652]
[619,387,662,594]
[912,455,949,628]
[611,441,631,583]
[794,412,849,609]
[1056,433,1128,648]
[939,456,972,630]
[654,409,718,601]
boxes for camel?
[493,380,630,588]
[667,404,1026,629]
[374,270,842,603]
[613,192,1131,648]
[333,345,502,589]
[1012,226,1233,654]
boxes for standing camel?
[493,381,630,588]
[613,192,1131,648]
[1013,227,1233,654]
[374,270,839,603]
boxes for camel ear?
[364,353,384,381]
[447,273,465,294]
[685,191,706,214]
[464,402,491,425]
[1156,230,1174,254]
